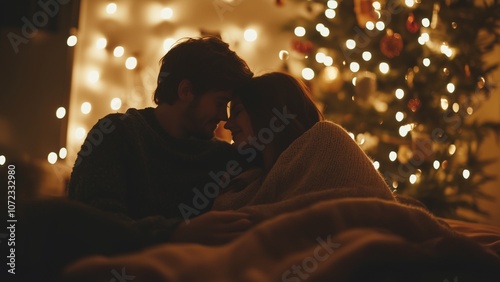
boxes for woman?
[213,72,395,212]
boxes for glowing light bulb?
[366,21,375,30]
[452,103,459,113]
[422,58,430,67]
[161,7,173,19]
[81,102,91,114]
[327,0,338,9]
[278,50,289,61]
[409,174,417,184]
[294,26,306,37]
[373,161,380,170]
[106,3,117,14]
[67,35,77,47]
[346,39,356,50]
[301,68,314,80]
[389,151,397,161]
[59,148,67,159]
[440,98,449,110]
[421,18,430,27]
[111,98,122,110]
[447,83,455,93]
[350,62,360,72]
[96,38,107,49]
[379,62,389,74]
[325,9,336,19]
[433,160,440,169]
[323,56,333,66]
[448,144,456,155]
[320,28,330,37]
[48,152,58,164]
[362,51,372,61]
[125,57,137,70]
[87,71,99,83]
[405,0,415,8]
[395,88,405,99]
[376,21,385,30]
[0,155,5,166]
[395,111,404,122]
[56,107,66,119]
[244,29,257,42]
[113,46,124,57]
[316,23,325,32]
[463,169,470,179]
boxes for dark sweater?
[68,108,243,243]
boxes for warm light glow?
[440,97,449,110]
[106,3,117,14]
[452,103,459,113]
[81,102,92,114]
[327,0,338,9]
[0,155,5,166]
[395,88,405,99]
[320,28,330,37]
[366,21,375,30]
[59,148,67,159]
[323,56,333,66]
[294,26,306,37]
[111,97,122,110]
[422,58,430,67]
[315,52,326,63]
[399,124,413,137]
[125,57,138,70]
[463,169,470,179]
[418,33,430,45]
[348,132,355,140]
[324,66,339,80]
[409,174,417,184]
[405,0,415,8]
[160,7,173,19]
[352,77,357,86]
[48,152,58,164]
[244,29,258,42]
[389,151,397,162]
[379,62,389,74]
[325,9,336,19]
[440,43,453,57]
[373,161,380,170]
[279,50,289,61]
[422,18,430,27]
[395,111,404,122]
[75,127,86,139]
[87,71,100,83]
[113,46,125,57]
[362,51,372,61]
[448,144,456,155]
[346,39,356,50]
[433,160,440,169]
[350,62,360,72]
[447,83,455,93]
[375,21,385,30]
[373,1,381,9]
[302,68,314,80]
[96,38,107,49]
[67,35,77,47]
[467,107,473,115]
[316,23,325,32]
[163,38,176,52]
[56,107,66,119]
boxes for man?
[67,36,254,245]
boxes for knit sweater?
[68,108,243,244]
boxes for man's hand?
[170,210,253,245]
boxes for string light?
[327,0,338,9]
[346,39,356,49]
[302,68,314,80]
[389,151,397,161]
[373,161,380,170]
[106,3,117,14]
[243,29,257,42]
[409,174,417,184]
[125,57,138,70]
[448,144,456,155]
[366,21,375,30]
[375,21,385,31]
[96,38,107,49]
[350,62,360,72]
[422,58,430,67]
[56,107,66,119]
[278,50,289,61]
[294,26,306,37]
[315,52,326,63]
[433,160,440,169]
[113,46,125,57]
[81,102,92,114]
[59,148,67,159]
[447,83,455,93]
[325,9,336,19]
[395,88,405,99]
[379,62,389,74]
[421,18,430,27]
[160,7,173,19]
[452,103,459,112]
[405,0,416,8]
[67,35,77,47]
[75,127,86,139]
[0,155,5,166]
[111,98,122,110]
[463,169,470,179]
[323,56,333,66]
[362,51,372,61]
[48,152,58,164]
[395,111,404,122]
[440,97,449,110]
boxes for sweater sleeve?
[67,115,180,244]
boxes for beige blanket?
[61,198,500,282]
[213,121,395,218]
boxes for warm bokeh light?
[96,38,107,49]
[0,155,5,166]
[59,148,68,159]
[362,51,372,61]
[395,88,405,99]
[294,26,306,37]
[244,29,258,42]
[87,71,100,84]
[67,35,77,47]
[56,107,66,119]
[48,152,58,164]
[302,68,314,80]
[160,7,173,19]
[106,3,117,14]
[111,98,122,110]
[75,127,86,139]
[81,102,92,114]
[113,46,125,57]
[379,62,389,74]
[125,57,138,70]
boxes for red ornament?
[291,39,313,55]
[406,13,420,33]
[380,30,403,58]
[408,98,421,112]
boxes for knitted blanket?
[61,198,500,282]
[212,120,396,219]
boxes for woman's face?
[224,97,255,147]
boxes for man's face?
[183,90,232,139]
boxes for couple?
[67,36,395,245]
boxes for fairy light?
[163,38,176,52]
[323,56,333,66]
[399,124,413,137]
[440,97,449,110]
[327,0,338,9]
[96,38,107,49]
[395,111,404,122]
[433,160,440,169]
[59,148,67,159]
[405,0,415,8]
[302,68,314,80]
[316,23,324,32]
[294,26,306,37]
[452,103,459,113]
[375,21,385,31]
[325,9,336,19]
[379,62,389,74]
[125,57,138,70]
[350,62,360,72]
[352,77,357,86]
[315,52,326,63]
[81,102,92,114]
[422,58,430,67]
[421,18,430,27]
[160,7,173,19]
[346,39,356,50]
[279,50,289,61]
[75,127,86,139]
[56,107,66,119]
[366,21,375,30]
[362,51,372,61]
[463,169,470,179]
[0,155,5,166]
[467,107,473,115]
[111,98,122,110]
[348,132,355,140]
[448,144,456,155]
[409,174,417,184]
[244,29,257,42]
[389,151,397,161]
[48,152,58,164]
[106,3,117,14]
[87,71,99,83]
[447,83,455,93]
[395,88,405,99]
[67,35,77,47]
[113,46,125,57]
[373,161,380,170]
[320,27,330,37]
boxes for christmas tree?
[281,0,500,220]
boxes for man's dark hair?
[153,36,253,104]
